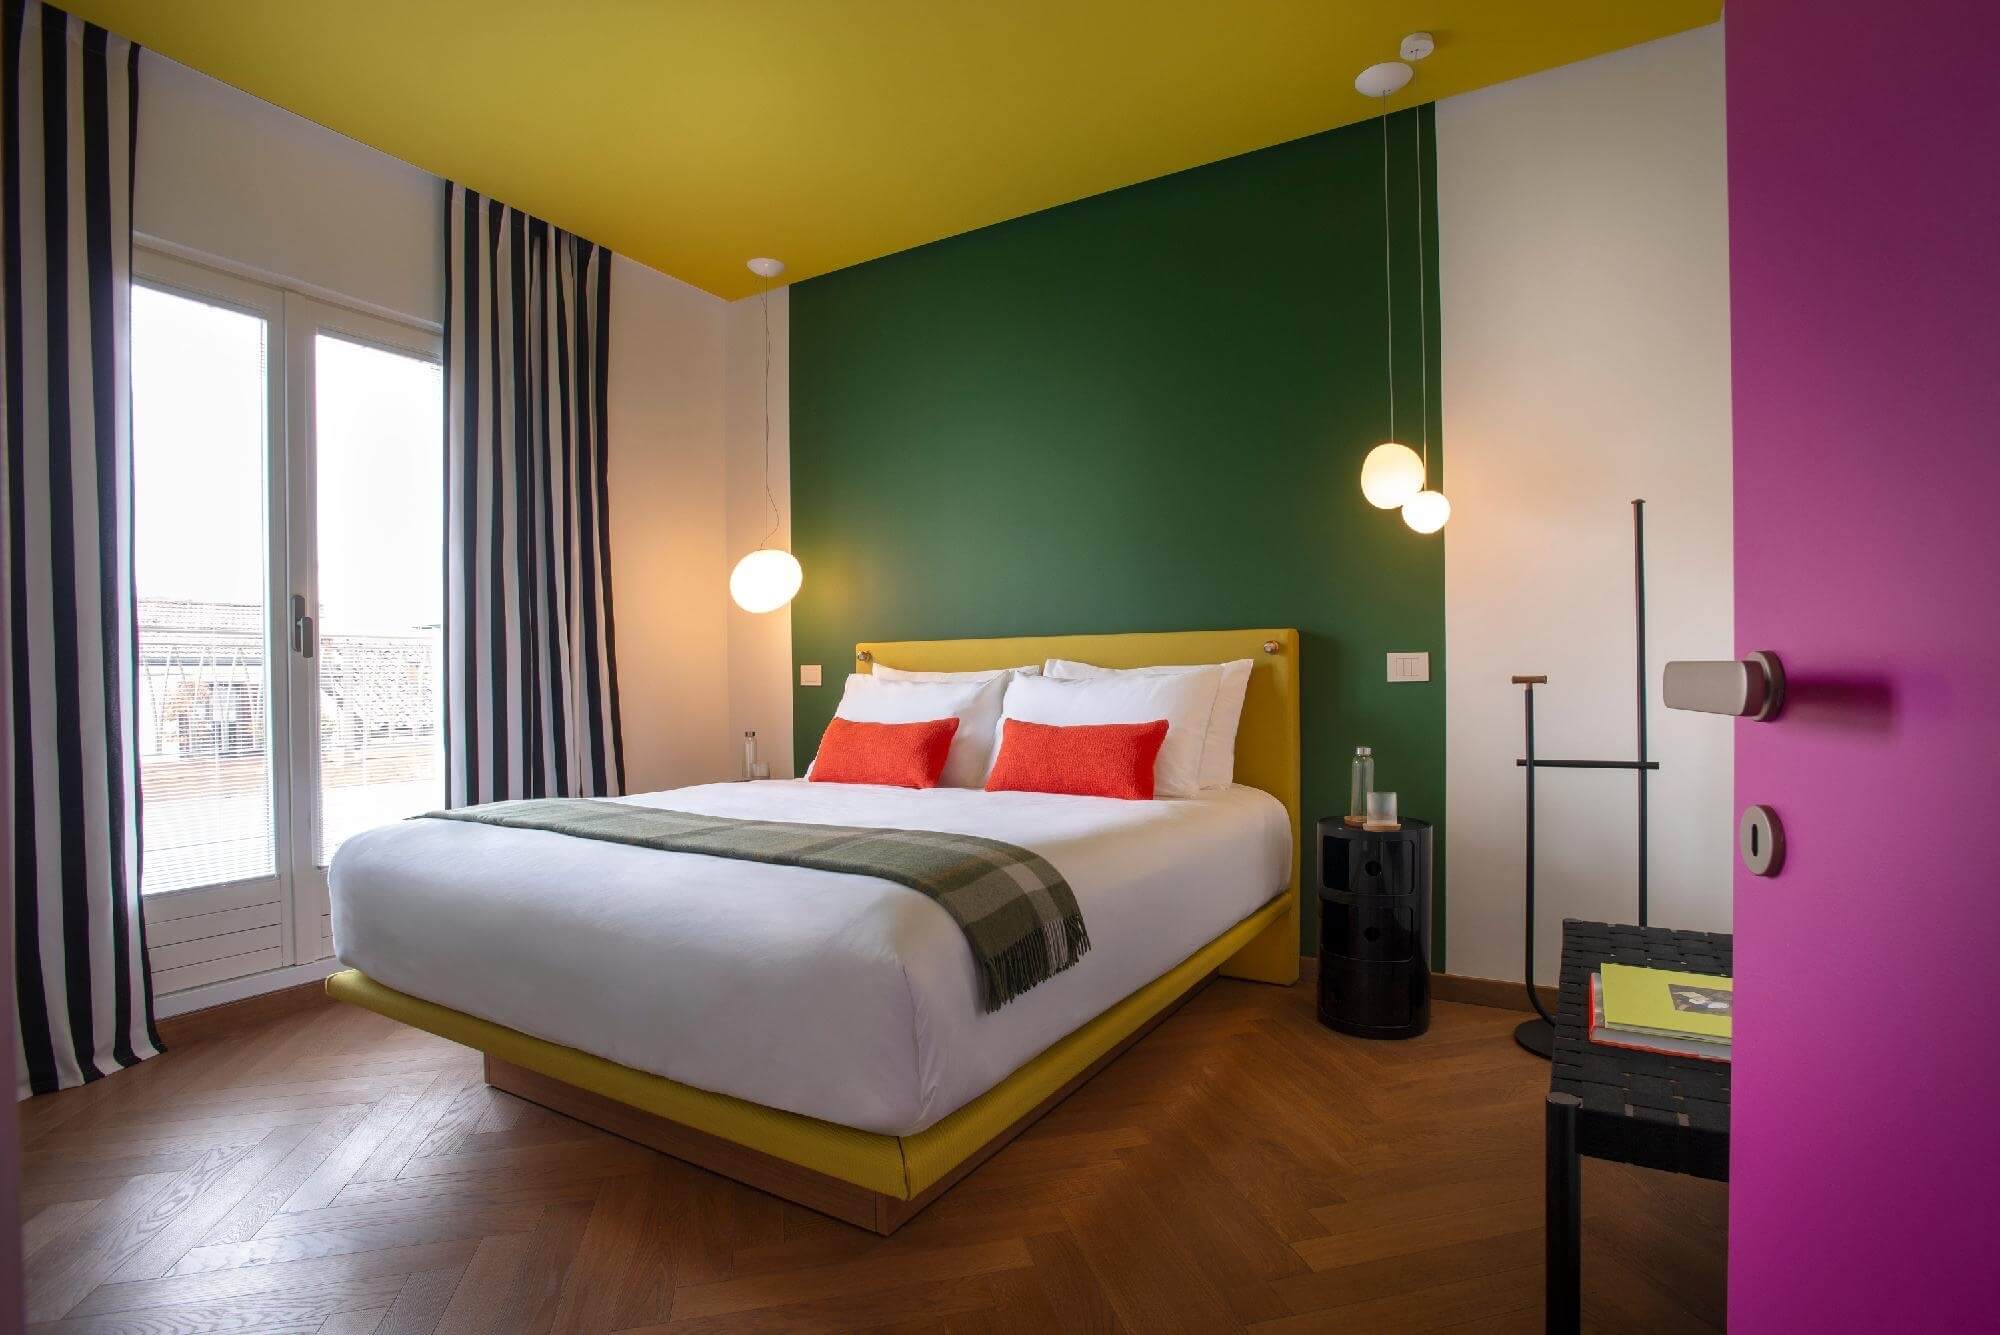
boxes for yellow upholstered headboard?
[854,628,1301,986]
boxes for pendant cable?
[760,275,779,548]
[1380,91,1395,443]
[1415,106,1428,482]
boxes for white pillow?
[830,674,1010,788]
[998,670,1223,799]
[1044,658,1252,789]
[870,663,1040,683]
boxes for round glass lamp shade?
[729,548,803,613]
[1402,489,1452,534]
[1360,442,1425,509]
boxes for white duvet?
[330,780,1290,1135]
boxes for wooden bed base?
[484,969,1218,1235]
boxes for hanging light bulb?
[730,257,803,613]
[729,547,803,613]
[1401,489,1451,534]
[1361,442,1425,509]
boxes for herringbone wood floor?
[18,979,1725,1333]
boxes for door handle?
[291,594,315,659]
[1664,651,1785,721]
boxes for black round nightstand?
[1316,817,1434,1039]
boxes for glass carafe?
[1348,746,1375,825]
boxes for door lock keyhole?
[1739,805,1785,877]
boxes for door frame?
[129,248,297,964]
[279,294,443,962]
[130,243,443,985]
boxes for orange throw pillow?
[809,716,961,788]
[984,718,1171,800]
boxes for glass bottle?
[1348,746,1375,825]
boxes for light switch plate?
[799,664,822,687]
[1387,652,1430,683]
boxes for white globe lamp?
[1360,442,1425,509]
[1401,489,1452,534]
[729,548,802,614]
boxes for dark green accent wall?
[789,107,1445,960]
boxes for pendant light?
[1356,61,1423,512]
[1352,48,1449,533]
[729,257,804,613]
[1400,95,1451,534]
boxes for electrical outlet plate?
[799,664,822,687]
[1387,652,1430,682]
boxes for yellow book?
[1598,963,1733,1042]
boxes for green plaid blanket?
[423,799,1090,1012]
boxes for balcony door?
[131,249,442,1000]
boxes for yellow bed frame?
[328,628,1300,1233]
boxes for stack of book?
[1588,962,1731,1063]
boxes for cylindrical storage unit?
[1316,817,1433,1039]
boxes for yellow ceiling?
[64,1,1720,299]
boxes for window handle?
[291,594,315,659]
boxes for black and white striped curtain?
[4,0,160,1098]
[445,184,625,806]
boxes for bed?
[326,628,1300,1232]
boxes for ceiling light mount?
[1399,32,1435,62]
[1354,61,1413,99]
[746,257,786,279]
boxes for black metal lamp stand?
[1510,500,1662,1059]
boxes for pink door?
[1726,2,2000,1328]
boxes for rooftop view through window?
[132,283,442,894]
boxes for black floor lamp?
[1510,500,1661,1059]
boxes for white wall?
[605,259,736,792]
[724,288,796,776]
[133,51,752,794]
[1437,23,1735,984]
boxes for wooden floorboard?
[17,980,1726,1333]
